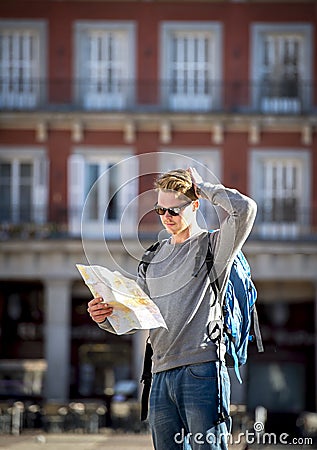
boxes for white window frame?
[160,22,222,112]
[250,23,313,114]
[0,20,47,110]
[250,149,311,238]
[0,147,48,224]
[68,148,138,238]
[158,149,222,231]
[74,21,136,111]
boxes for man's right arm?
[87,296,138,335]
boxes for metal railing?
[0,205,316,241]
[0,79,315,115]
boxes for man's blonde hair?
[154,169,198,201]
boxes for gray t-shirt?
[145,230,224,373]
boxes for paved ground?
[0,432,310,450]
[0,431,311,450]
[0,432,154,450]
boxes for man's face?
[156,190,196,236]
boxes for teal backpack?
[204,232,264,383]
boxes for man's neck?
[171,223,203,244]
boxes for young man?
[87,167,257,450]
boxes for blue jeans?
[149,361,231,450]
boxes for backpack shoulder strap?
[142,241,161,263]
[206,231,220,292]
[137,240,162,278]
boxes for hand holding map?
[76,264,168,335]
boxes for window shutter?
[261,158,301,237]
[83,29,129,110]
[33,156,49,224]
[0,30,40,109]
[119,157,138,236]
[168,30,213,111]
[68,153,85,235]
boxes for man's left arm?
[195,179,257,290]
[200,183,257,251]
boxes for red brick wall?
[1,1,316,99]
[0,0,316,226]
[48,131,71,222]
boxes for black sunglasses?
[154,200,192,216]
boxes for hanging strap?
[138,242,163,421]
[204,233,229,424]
[229,340,242,384]
[215,339,229,425]
[253,306,264,353]
[140,340,153,421]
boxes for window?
[159,149,221,230]
[74,22,136,111]
[68,150,138,238]
[0,20,46,109]
[251,24,312,114]
[161,22,222,112]
[250,150,310,238]
[0,148,48,225]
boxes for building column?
[44,279,72,402]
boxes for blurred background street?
[0,432,154,450]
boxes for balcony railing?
[0,79,315,115]
[0,205,316,241]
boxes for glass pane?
[265,160,299,224]
[266,172,298,223]
[170,32,211,102]
[0,30,39,106]
[107,164,119,221]
[0,186,11,221]
[20,184,32,202]
[19,185,32,221]
[283,197,297,222]
[20,163,32,178]
[85,164,99,221]
[262,34,301,98]
[0,185,11,205]
[0,163,12,221]
[87,30,124,98]
[272,165,277,191]
[0,163,11,178]
[18,163,33,221]
[85,164,98,193]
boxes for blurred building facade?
[0,0,316,430]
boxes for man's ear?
[193,199,200,211]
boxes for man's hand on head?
[188,167,203,198]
